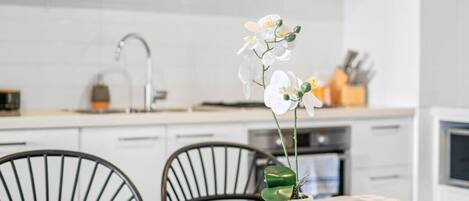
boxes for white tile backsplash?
[0,1,343,110]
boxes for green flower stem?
[253,49,262,59]
[293,107,299,183]
[271,110,292,168]
[261,63,291,169]
[252,80,264,87]
[252,31,294,170]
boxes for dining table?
[322,195,399,201]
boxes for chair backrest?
[161,141,283,201]
[0,149,143,201]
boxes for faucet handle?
[153,90,168,101]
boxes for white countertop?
[0,107,415,130]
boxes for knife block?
[340,85,366,107]
[329,69,367,107]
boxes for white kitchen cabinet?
[166,123,249,196]
[0,128,79,156]
[80,126,166,201]
[167,123,248,153]
[0,129,79,200]
[350,117,414,201]
[351,118,413,168]
[351,165,412,201]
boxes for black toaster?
[0,90,20,111]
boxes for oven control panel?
[248,126,350,154]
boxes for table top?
[323,195,399,201]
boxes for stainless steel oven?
[443,128,469,188]
[248,126,350,198]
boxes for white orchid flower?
[260,41,292,66]
[272,41,292,61]
[264,70,322,116]
[257,14,282,40]
[238,54,261,99]
[275,24,291,39]
[237,35,260,55]
[264,70,293,114]
[240,14,296,65]
[243,14,282,41]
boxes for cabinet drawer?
[351,118,412,167]
[167,123,248,153]
[351,166,412,201]
[81,126,166,201]
[0,129,79,156]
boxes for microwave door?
[447,129,469,188]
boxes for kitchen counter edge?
[0,107,415,130]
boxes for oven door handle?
[256,153,349,165]
[338,153,349,160]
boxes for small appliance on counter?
[90,74,110,110]
[0,89,21,116]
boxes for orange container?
[312,86,331,107]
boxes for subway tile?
[0,3,343,109]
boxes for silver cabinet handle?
[372,125,401,130]
[176,134,214,139]
[118,136,159,142]
[0,142,27,147]
[370,174,400,181]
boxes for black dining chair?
[0,149,143,201]
[161,141,283,201]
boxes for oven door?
[446,128,469,188]
[255,152,350,199]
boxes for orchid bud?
[301,82,311,93]
[277,19,283,27]
[293,26,301,34]
[286,33,296,42]
[297,91,304,98]
[283,94,290,101]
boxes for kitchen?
[0,0,466,201]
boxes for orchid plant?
[237,15,322,201]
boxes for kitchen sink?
[71,106,220,114]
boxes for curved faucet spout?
[114,33,154,112]
[115,33,152,62]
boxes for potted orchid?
[237,15,323,201]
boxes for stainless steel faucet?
[114,33,154,112]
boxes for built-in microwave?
[444,128,469,188]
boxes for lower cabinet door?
[80,126,167,201]
[351,165,412,201]
[0,128,79,156]
[0,129,79,200]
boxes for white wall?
[0,0,344,110]
[343,0,420,107]
[419,0,469,201]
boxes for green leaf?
[293,26,302,34]
[285,33,296,42]
[261,185,295,201]
[264,166,296,188]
